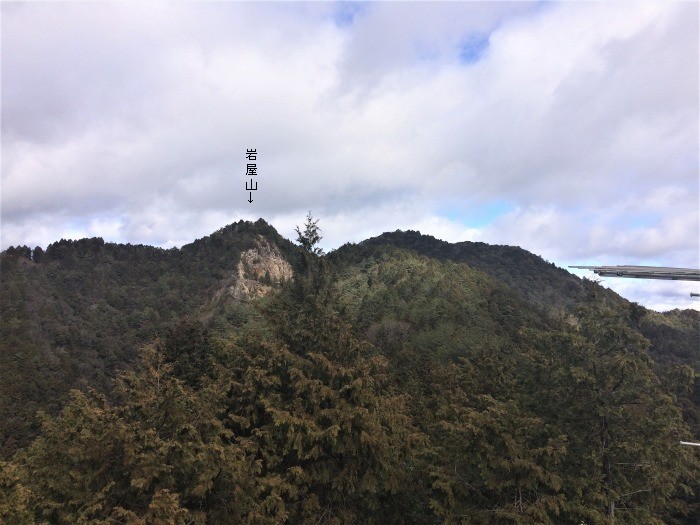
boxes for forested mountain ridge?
[331,230,699,367]
[333,229,619,314]
[0,219,296,456]
[1,218,699,523]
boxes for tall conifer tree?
[223,213,424,523]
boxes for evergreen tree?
[220,214,424,523]
[428,346,568,524]
[14,345,261,524]
[160,318,216,387]
[0,460,34,525]
[295,212,323,256]
[2,221,698,523]
[521,306,699,524]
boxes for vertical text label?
[246,148,257,203]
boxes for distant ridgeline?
[1,219,698,524]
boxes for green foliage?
[1,221,698,523]
[228,241,425,523]
[424,341,567,524]
[14,345,260,524]
[518,306,699,523]
[422,305,699,524]
[160,319,217,387]
[0,460,34,525]
[224,335,421,523]
[295,212,323,256]
[333,248,545,374]
[0,220,296,457]
[330,229,600,315]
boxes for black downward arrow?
[248,192,253,203]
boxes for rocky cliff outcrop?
[213,235,294,301]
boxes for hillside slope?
[1,221,698,457]
[0,219,296,456]
[2,219,698,523]
[332,230,699,367]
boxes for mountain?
[333,230,619,313]
[332,230,699,367]
[0,219,296,455]
[1,219,698,523]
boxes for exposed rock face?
[236,236,294,283]
[214,235,294,301]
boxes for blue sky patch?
[332,2,365,28]
[443,200,511,227]
[618,212,661,230]
[458,33,490,65]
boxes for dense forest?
[1,217,698,524]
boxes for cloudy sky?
[2,1,698,311]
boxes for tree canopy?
[2,220,698,524]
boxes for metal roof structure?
[570,265,700,281]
